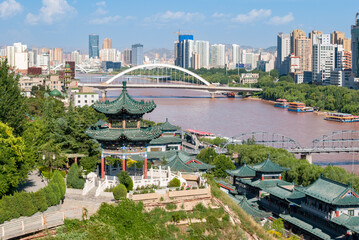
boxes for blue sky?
[0,0,357,52]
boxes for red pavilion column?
[144,148,148,179]
[122,158,126,171]
[75,156,78,164]
[101,155,105,179]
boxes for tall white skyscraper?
[6,42,28,70]
[100,48,117,62]
[195,40,209,68]
[232,44,241,65]
[71,50,80,64]
[276,33,291,76]
[312,34,335,84]
[210,44,225,67]
[182,39,194,68]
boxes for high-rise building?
[312,34,335,84]
[290,29,305,54]
[276,33,291,76]
[352,13,359,77]
[6,42,27,70]
[89,34,99,59]
[102,38,112,49]
[175,35,194,69]
[123,49,132,65]
[295,36,312,72]
[192,52,200,69]
[195,40,209,68]
[343,38,351,52]
[232,44,241,65]
[210,44,225,67]
[54,48,62,64]
[71,50,80,64]
[344,51,352,70]
[100,48,116,62]
[331,31,345,45]
[131,43,143,66]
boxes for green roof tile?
[229,195,271,218]
[92,81,156,115]
[300,176,359,206]
[85,126,162,141]
[226,161,256,177]
[239,178,292,190]
[149,136,182,145]
[164,151,214,172]
[250,157,290,173]
[49,89,63,97]
[332,214,359,234]
[159,118,178,132]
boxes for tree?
[212,154,235,178]
[113,184,127,200]
[0,59,27,135]
[117,171,133,191]
[197,148,218,164]
[0,122,33,197]
[67,163,85,189]
[80,156,99,172]
[168,178,181,188]
[272,218,284,233]
[278,75,294,83]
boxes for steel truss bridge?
[78,63,262,98]
[222,131,359,163]
[52,63,98,73]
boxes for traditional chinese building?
[227,157,359,239]
[164,151,214,172]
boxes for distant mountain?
[144,48,173,59]
[263,46,276,53]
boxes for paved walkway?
[17,170,48,193]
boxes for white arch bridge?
[78,63,262,98]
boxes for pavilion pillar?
[122,120,126,129]
[137,120,140,128]
[101,90,107,100]
[75,157,78,164]
[144,148,148,179]
[122,158,126,171]
[101,156,105,179]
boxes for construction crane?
[173,30,194,36]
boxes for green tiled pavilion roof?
[229,195,271,218]
[49,89,62,97]
[280,214,333,240]
[239,178,292,190]
[300,176,359,206]
[85,126,162,141]
[250,157,289,173]
[264,185,294,200]
[226,161,256,177]
[92,81,156,115]
[164,151,214,172]
[149,136,182,145]
[94,120,109,128]
[159,118,178,132]
[332,214,359,234]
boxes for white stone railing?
[95,175,119,197]
[82,176,96,195]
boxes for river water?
[79,76,359,174]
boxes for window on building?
[85,100,87,103]
[349,210,354,216]
[92,100,94,103]
[85,95,87,98]
[78,100,80,103]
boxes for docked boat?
[287,102,314,112]
[274,99,288,108]
[325,112,359,122]
[226,92,236,98]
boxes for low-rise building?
[240,73,259,85]
[72,92,99,107]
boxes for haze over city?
[0,0,357,50]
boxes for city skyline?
[0,0,357,51]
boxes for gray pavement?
[17,170,48,193]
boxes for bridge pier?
[300,153,312,164]
[210,93,215,99]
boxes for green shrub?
[52,170,66,199]
[44,186,58,206]
[2,195,20,220]
[33,189,48,212]
[49,183,61,205]
[165,203,177,210]
[168,178,181,188]
[15,192,38,217]
[117,171,133,191]
[67,163,85,189]
[113,184,127,200]
[80,156,98,172]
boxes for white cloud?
[268,12,294,25]
[0,0,22,19]
[90,15,121,24]
[25,0,76,25]
[95,7,108,15]
[212,12,230,18]
[147,10,205,23]
[232,9,271,23]
[96,1,106,7]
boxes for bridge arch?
[105,63,211,86]
[223,131,302,150]
[311,130,359,149]
[51,63,95,73]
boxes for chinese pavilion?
[86,81,163,179]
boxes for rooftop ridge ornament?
[122,81,127,91]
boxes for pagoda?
[62,62,72,93]
[86,81,162,179]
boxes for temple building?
[86,81,186,179]
[226,157,359,239]
[164,151,214,172]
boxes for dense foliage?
[227,144,359,190]
[117,171,133,191]
[212,154,235,178]
[196,147,218,164]
[67,163,85,189]
[168,178,181,188]
[0,122,33,196]
[113,184,127,200]
[0,170,65,223]
[0,59,27,135]
[53,199,246,239]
